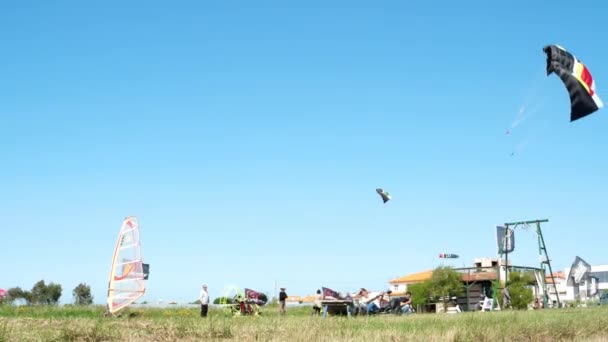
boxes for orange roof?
[300,295,315,303]
[286,296,301,302]
[545,271,565,284]
[461,272,497,282]
[390,270,498,284]
[389,270,433,284]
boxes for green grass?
[1,304,608,341]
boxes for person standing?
[312,289,323,315]
[502,286,512,309]
[279,287,287,315]
[200,284,210,317]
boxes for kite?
[244,288,267,306]
[106,216,147,315]
[439,253,459,259]
[376,188,391,203]
[543,45,603,121]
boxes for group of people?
[198,284,414,317]
[198,285,290,317]
[353,288,414,315]
[311,288,414,316]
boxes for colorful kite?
[244,288,267,306]
[322,287,342,300]
[439,253,459,259]
[543,45,603,121]
[376,188,391,203]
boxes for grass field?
[1,304,608,341]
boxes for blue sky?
[2,1,608,304]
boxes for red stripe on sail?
[580,65,595,96]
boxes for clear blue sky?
[2,0,608,304]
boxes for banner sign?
[496,226,515,254]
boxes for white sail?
[107,216,146,314]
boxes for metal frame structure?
[495,219,560,309]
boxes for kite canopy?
[244,288,267,305]
[543,45,603,121]
[322,287,342,300]
[376,188,391,203]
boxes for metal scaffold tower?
[494,219,560,309]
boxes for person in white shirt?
[358,288,386,314]
[312,289,323,315]
[200,284,210,317]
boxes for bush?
[213,297,233,305]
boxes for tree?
[6,287,32,305]
[6,287,25,304]
[407,280,433,307]
[429,266,464,311]
[500,272,534,310]
[213,297,233,305]
[72,283,93,305]
[30,280,62,305]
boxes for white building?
[544,259,608,305]
[561,263,608,302]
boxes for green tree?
[429,266,464,311]
[72,283,93,305]
[501,272,534,310]
[407,280,433,307]
[46,282,62,305]
[30,280,62,305]
[6,287,26,304]
[213,297,234,305]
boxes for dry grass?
[2,305,608,341]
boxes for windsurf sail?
[107,216,146,314]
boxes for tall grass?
[1,305,608,341]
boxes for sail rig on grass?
[106,216,148,315]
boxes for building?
[558,262,608,302]
[388,270,433,295]
[390,254,608,310]
[388,259,502,312]
[388,257,550,311]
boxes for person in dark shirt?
[400,291,413,314]
[279,288,288,315]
